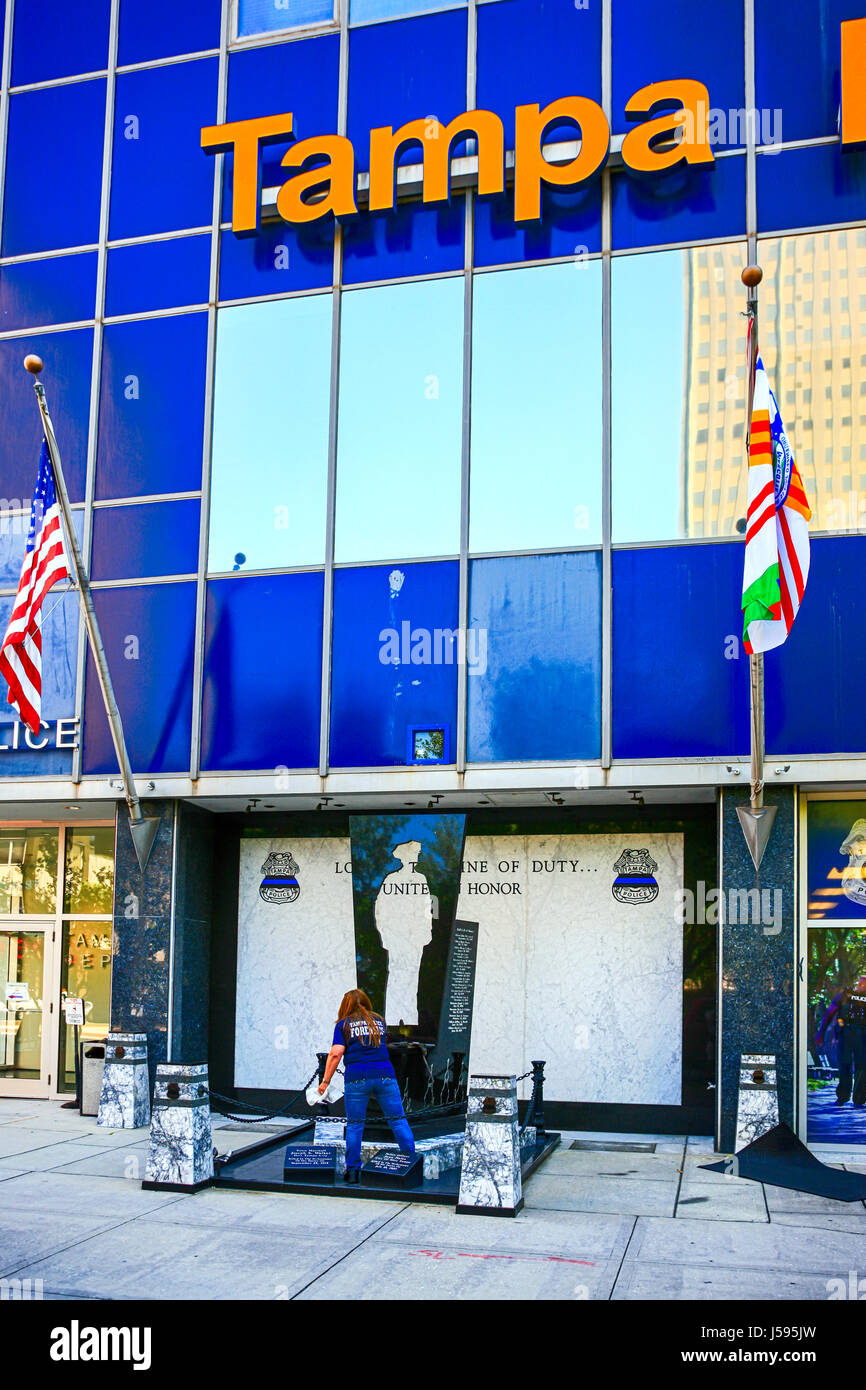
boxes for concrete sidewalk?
[1,1099,865,1301]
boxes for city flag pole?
[23,355,161,872]
[736,265,777,869]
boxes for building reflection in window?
[471,260,602,553]
[612,242,748,543]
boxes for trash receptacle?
[80,1042,106,1117]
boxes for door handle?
[797,957,804,982]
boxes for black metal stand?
[60,1023,81,1110]
[528,1059,546,1138]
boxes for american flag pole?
[23,354,161,872]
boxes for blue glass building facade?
[1,0,865,1149]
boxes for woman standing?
[319,988,416,1183]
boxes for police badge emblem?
[612,848,659,905]
[259,850,300,904]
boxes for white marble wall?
[457,833,684,1106]
[235,837,356,1090]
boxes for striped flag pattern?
[0,441,71,734]
[741,345,811,655]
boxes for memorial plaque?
[431,918,479,1071]
[360,1149,424,1188]
[283,1145,337,1183]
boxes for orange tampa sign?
[202,17,866,236]
[202,79,714,233]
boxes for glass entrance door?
[0,921,56,1098]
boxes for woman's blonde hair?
[337,988,383,1047]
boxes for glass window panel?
[0,593,79,779]
[612,243,747,543]
[611,151,747,252]
[209,295,332,572]
[477,0,602,148]
[350,0,464,24]
[91,500,201,580]
[757,229,866,535]
[224,37,340,220]
[12,0,109,85]
[82,584,196,775]
[97,314,208,500]
[612,0,745,150]
[237,0,335,36]
[347,12,467,170]
[470,261,602,551]
[0,253,98,332]
[335,278,463,562]
[0,830,59,915]
[118,0,221,64]
[110,61,219,240]
[755,0,862,144]
[58,920,114,1092]
[0,929,46,1081]
[473,183,602,268]
[63,828,115,916]
[329,560,459,766]
[218,222,334,300]
[2,82,105,257]
[342,202,464,284]
[201,572,324,770]
[105,236,211,318]
[467,552,602,761]
[0,329,93,505]
[757,144,866,238]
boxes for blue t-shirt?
[333,1014,394,1079]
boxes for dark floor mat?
[700,1122,866,1202]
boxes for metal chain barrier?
[206,1066,321,1124]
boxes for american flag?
[0,441,71,734]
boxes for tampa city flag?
[741,348,811,654]
[0,441,71,734]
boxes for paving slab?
[524,1172,678,1217]
[0,1169,190,1218]
[54,1144,151,1181]
[0,1129,88,1161]
[368,1201,635,1261]
[675,1182,768,1223]
[612,1258,845,1301]
[769,1209,866,1234]
[625,1214,866,1273]
[0,1210,133,1278]
[15,1219,358,1301]
[538,1149,683,1181]
[143,1187,404,1239]
[0,1140,116,1172]
[293,1235,620,1301]
[763,1183,866,1216]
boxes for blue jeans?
[344,1074,416,1171]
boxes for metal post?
[736,268,776,869]
[529,1059,546,1138]
[23,355,160,871]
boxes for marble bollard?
[735,1052,779,1151]
[456,1074,523,1216]
[97,1033,150,1129]
[145,1064,213,1192]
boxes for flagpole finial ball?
[23,354,43,375]
[741,265,763,288]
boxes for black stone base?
[210,1132,561,1206]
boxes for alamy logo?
[259,850,300,904]
[612,848,659,904]
[49,1320,152,1370]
